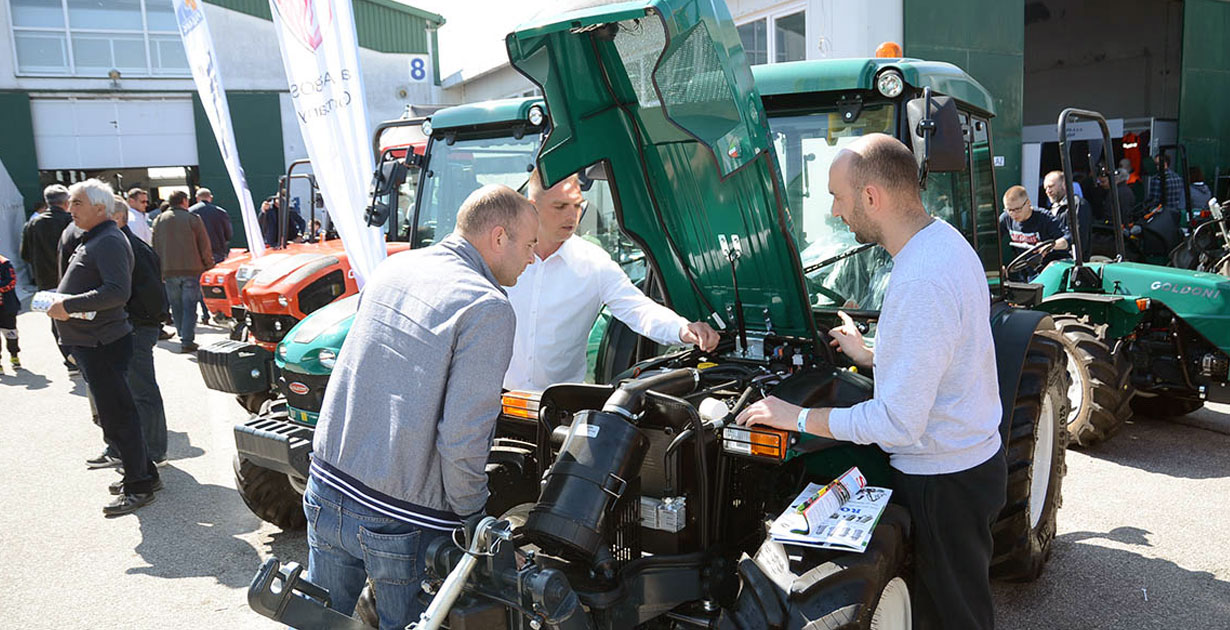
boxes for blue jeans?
[99,326,168,461]
[164,275,201,346]
[71,334,158,494]
[303,476,448,630]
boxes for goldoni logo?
[175,0,204,36]
[1150,281,1222,299]
[272,0,334,52]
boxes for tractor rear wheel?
[990,330,1069,582]
[1131,394,1204,418]
[718,505,912,629]
[1052,315,1133,447]
[233,455,306,530]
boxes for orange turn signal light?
[501,390,541,422]
[722,426,789,460]
[875,41,903,58]
[1136,298,1151,312]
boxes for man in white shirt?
[736,134,1004,629]
[124,187,153,245]
[504,171,719,391]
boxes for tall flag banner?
[172,0,265,256]
[268,0,385,286]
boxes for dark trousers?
[71,334,158,494]
[51,319,71,362]
[892,447,1006,630]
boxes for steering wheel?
[1005,239,1057,277]
[805,275,848,305]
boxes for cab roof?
[428,97,544,131]
[751,58,995,116]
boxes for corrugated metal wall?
[1179,0,1230,192]
[904,0,1025,193]
[206,0,435,54]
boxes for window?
[10,0,190,77]
[737,8,806,67]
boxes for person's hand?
[680,321,720,352]
[46,299,70,321]
[828,310,871,366]
[735,395,802,432]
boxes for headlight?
[876,69,904,98]
[421,119,433,136]
[317,349,337,369]
[528,105,545,127]
[277,344,288,360]
[277,295,289,307]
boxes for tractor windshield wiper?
[802,242,876,275]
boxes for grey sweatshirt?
[828,219,1001,475]
[311,234,515,529]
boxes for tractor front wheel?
[990,330,1069,582]
[1052,315,1133,447]
[233,455,306,530]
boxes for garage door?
[30,97,197,170]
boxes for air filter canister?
[524,410,649,559]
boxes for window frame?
[9,0,189,78]
[735,3,808,67]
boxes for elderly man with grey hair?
[21,183,76,372]
[46,179,160,516]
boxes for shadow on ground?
[1072,415,1230,480]
[0,368,51,390]
[995,526,1230,629]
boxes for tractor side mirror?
[364,160,409,228]
[907,92,964,181]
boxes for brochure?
[31,291,96,320]
[768,466,892,553]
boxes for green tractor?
[247,1,1072,628]
[1006,108,1230,445]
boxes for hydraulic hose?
[603,368,699,419]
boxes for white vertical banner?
[268,0,385,286]
[172,0,265,257]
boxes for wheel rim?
[1030,393,1056,529]
[1064,346,1084,425]
[870,577,911,629]
[286,474,307,495]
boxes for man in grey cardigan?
[306,184,538,627]
[46,179,160,516]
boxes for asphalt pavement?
[1,310,1228,629]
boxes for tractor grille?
[278,368,329,414]
[606,478,642,570]
[248,313,300,344]
[202,285,227,300]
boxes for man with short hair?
[190,188,232,323]
[1145,153,1186,211]
[998,185,1070,279]
[152,190,213,353]
[21,184,76,372]
[1043,170,1093,262]
[736,134,1005,630]
[503,170,719,391]
[125,187,153,245]
[307,184,538,627]
[46,179,160,516]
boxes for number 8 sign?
[408,54,430,83]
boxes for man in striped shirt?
[305,184,538,628]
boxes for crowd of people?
[9,180,233,514]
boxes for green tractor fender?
[990,302,1056,439]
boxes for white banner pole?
[172,0,265,257]
[268,0,385,287]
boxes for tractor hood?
[507,0,818,344]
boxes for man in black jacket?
[190,188,233,324]
[46,179,159,516]
[21,184,76,372]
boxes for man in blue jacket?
[306,184,538,628]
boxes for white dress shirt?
[503,236,689,391]
[127,206,152,244]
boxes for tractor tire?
[236,390,276,415]
[990,331,1069,582]
[718,505,912,629]
[233,455,307,530]
[1051,315,1133,447]
[1131,394,1204,418]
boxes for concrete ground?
[1,310,1228,629]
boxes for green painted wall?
[1179,0,1230,190]
[205,0,440,54]
[193,92,284,247]
[0,92,41,214]
[904,0,1025,194]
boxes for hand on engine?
[680,321,720,352]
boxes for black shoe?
[86,452,123,470]
[104,492,156,516]
[180,343,199,353]
[200,315,211,325]
[158,328,174,340]
[109,477,164,495]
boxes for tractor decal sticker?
[1149,281,1222,300]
